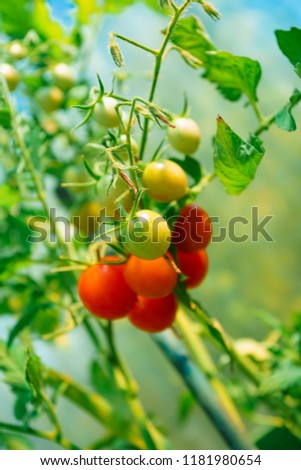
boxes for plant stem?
[114,33,157,56]
[139,0,191,160]
[0,422,79,450]
[104,322,170,450]
[175,309,247,435]
[249,99,265,125]
[153,332,252,450]
[46,368,145,449]
[254,92,301,136]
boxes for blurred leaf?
[203,51,261,102]
[257,427,301,450]
[104,0,164,13]
[0,341,30,392]
[178,390,195,423]
[170,155,203,185]
[26,351,44,397]
[167,15,216,64]
[295,63,301,78]
[214,116,265,195]
[175,282,232,357]
[0,0,33,37]
[0,432,33,450]
[275,107,296,131]
[0,186,21,208]
[275,28,301,67]
[275,89,301,131]
[8,301,53,348]
[74,0,102,23]
[32,0,65,41]
[260,366,301,396]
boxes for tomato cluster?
[75,114,213,333]
[78,201,212,332]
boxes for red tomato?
[172,204,212,252]
[129,294,178,333]
[124,254,178,299]
[177,249,209,288]
[78,256,137,320]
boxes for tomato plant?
[1,0,301,454]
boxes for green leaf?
[275,107,296,132]
[73,0,102,24]
[275,28,301,67]
[257,427,301,451]
[178,390,195,423]
[203,51,261,102]
[275,89,301,132]
[260,366,301,396]
[167,15,216,64]
[175,282,232,357]
[170,155,203,186]
[0,0,33,37]
[295,63,301,78]
[0,433,33,450]
[0,341,30,392]
[8,301,53,348]
[214,116,265,195]
[26,351,45,397]
[0,186,20,208]
[32,0,65,41]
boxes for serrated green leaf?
[0,341,29,392]
[203,51,262,102]
[26,351,44,396]
[170,155,203,186]
[214,116,265,195]
[275,28,301,67]
[167,15,216,64]
[275,107,296,132]
[260,366,301,396]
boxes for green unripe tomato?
[9,42,27,60]
[36,86,64,113]
[167,117,201,154]
[143,159,188,202]
[63,166,93,194]
[123,209,171,260]
[93,97,120,128]
[52,63,75,90]
[0,63,19,91]
[97,174,134,217]
[116,134,139,161]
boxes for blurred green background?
[1,0,301,449]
